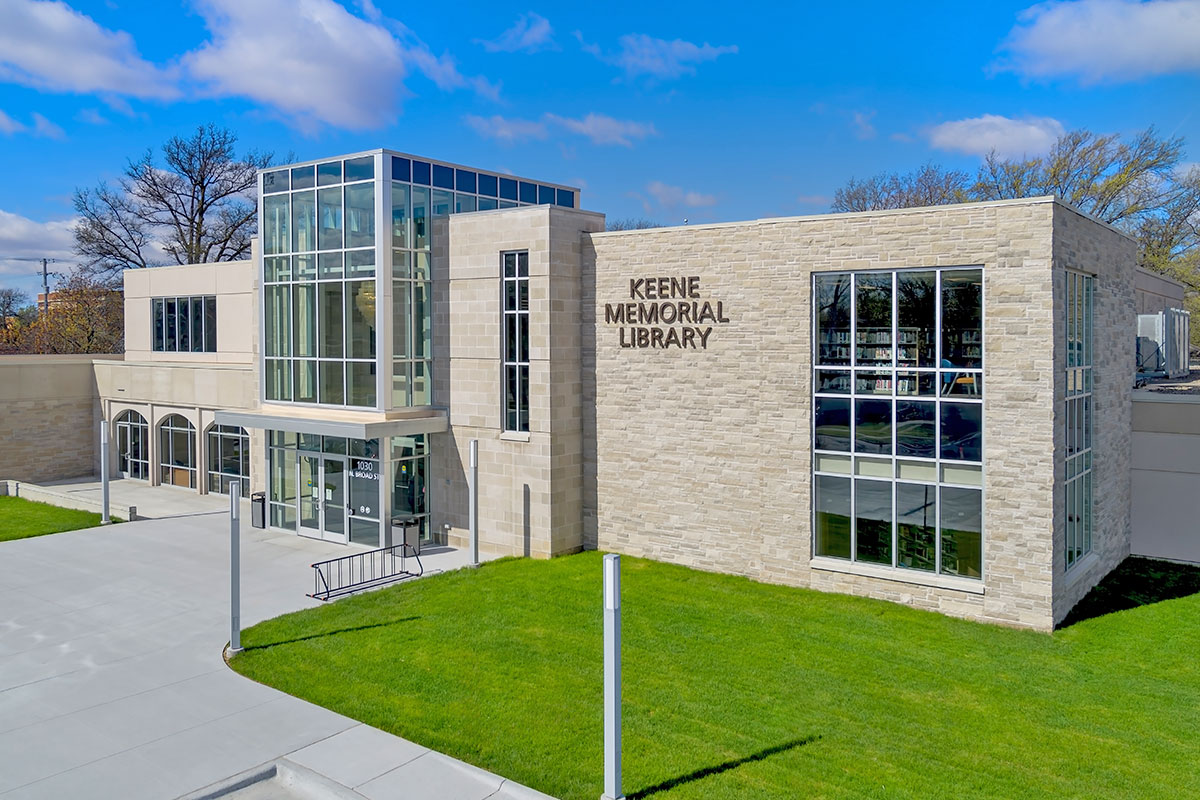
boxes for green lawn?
[230,553,1200,800]
[0,495,112,541]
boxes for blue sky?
[1,0,1199,297]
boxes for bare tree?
[832,163,969,213]
[0,287,30,319]
[606,217,663,231]
[73,125,273,281]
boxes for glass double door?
[298,454,348,543]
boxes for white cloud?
[579,32,736,79]
[477,12,554,53]
[0,0,177,99]
[184,0,409,130]
[0,210,77,279]
[183,0,499,130]
[852,110,877,140]
[464,114,548,143]
[927,114,1065,158]
[646,181,716,209]
[796,194,830,206]
[76,108,108,125]
[997,0,1200,83]
[544,112,656,146]
[0,109,65,138]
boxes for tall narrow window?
[502,251,530,432]
[1065,271,1094,570]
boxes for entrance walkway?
[0,511,539,799]
[41,476,232,519]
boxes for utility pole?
[0,256,65,315]
[41,258,50,316]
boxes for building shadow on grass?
[1059,556,1200,628]
[245,617,420,650]
[628,735,820,799]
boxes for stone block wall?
[0,356,111,483]
[1050,203,1136,623]
[433,205,604,557]
[581,199,1081,629]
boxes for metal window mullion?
[848,271,858,563]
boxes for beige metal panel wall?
[122,259,258,364]
[0,355,118,482]
[1130,393,1200,564]
[581,199,1080,630]
[1049,204,1137,624]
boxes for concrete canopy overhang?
[214,408,448,439]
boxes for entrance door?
[321,457,347,544]
[299,454,321,538]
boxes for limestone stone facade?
[0,194,1139,631]
[572,198,1133,631]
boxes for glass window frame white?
[811,266,985,580]
[260,150,575,414]
[158,414,196,489]
[115,410,149,480]
[206,423,250,495]
[501,250,530,433]
[1064,271,1094,571]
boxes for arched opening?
[206,423,250,494]
[158,414,196,488]
[114,410,149,480]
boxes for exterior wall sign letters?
[603,275,730,349]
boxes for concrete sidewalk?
[40,476,233,519]
[0,512,548,799]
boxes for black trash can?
[390,517,421,553]
[251,491,267,529]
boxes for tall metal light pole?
[602,554,624,800]
[468,439,479,567]
[229,481,242,654]
[99,420,111,525]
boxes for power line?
[0,256,75,315]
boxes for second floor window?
[502,251,529,432]
[153,296,216,352]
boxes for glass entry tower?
[219,149,579,547]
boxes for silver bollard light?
[229,481,242,654]
[469,439,479,567]
[100,420,111,525]
[602,553,624,800]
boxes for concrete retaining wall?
[0,479,138,521]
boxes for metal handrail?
[308,541,424,601]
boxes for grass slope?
[0,495,108,541]
[231,553,1200,800]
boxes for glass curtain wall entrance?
[267,431,429,546]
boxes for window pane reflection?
[896,401,935,458]
[897,483,936,572]
[940,402,982,462]
[854,399,891,454]
[814,397,850,452]
[940,487,982,577]
[815,475,851,559]
[897,271,936,367]
[855,479,892,564]
[855,273,892,366]
[941,269,982,368]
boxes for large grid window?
[502,251,530,432]
[158,414,196,489]
[813,267,984,579]
[207,424,250,494]
[390,181,432,407]
[153,296,216,352]
[263,155,378,408]
[115,410,149,480]
[1065,271,1094,570]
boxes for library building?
[1,148,1145,631]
